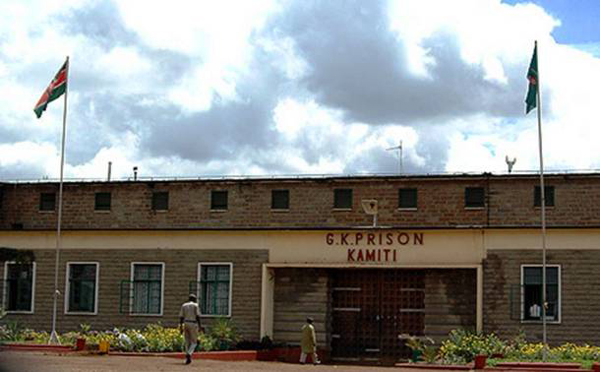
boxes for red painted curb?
[0,343,74,352]
[395,363,471,370]
[109,350,259,361]
[495,362,582,369]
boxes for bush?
[439,329,506,364]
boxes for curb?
[110,350,259,361]
[0,343,74,353]
[0,344,261,362]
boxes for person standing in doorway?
[179,294,202,365]
[300,317,320,365]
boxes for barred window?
[465,187,485,208]
[131,263,163,315]
[95,192,111,211]
[271,190,289,210]
[211,191,228,210]
[4,263,35,312]
[334,189,353,209]
[522,265,560,322]
[40,193,56,211]
[66,263,98,314]
[199,264,232,316]
[152,192,169,211]
[534,186,555,207]
[398,188,417,209]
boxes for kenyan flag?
[33,59,68,119]
[525,43,538,115]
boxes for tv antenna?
[386,141,403,174]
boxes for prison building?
[1,172,600,363]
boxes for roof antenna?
[386,140,403,174]
[505,156,517,173]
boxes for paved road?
[0,351,458,372]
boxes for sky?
[1,0,600,181]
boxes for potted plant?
[400,334,435,363]
[75,324,90,351]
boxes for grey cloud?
[60,0,138,50]
[268,0,525,124]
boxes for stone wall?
[272,268,329,347]
[4,174,600,231]
[484,249,600,345]
[0,248,267,340]
[424,269,477,343]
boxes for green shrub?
[439,329,506,364]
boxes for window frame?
[3,261,36,314]
[398,188,418,210]
[465,187,485,209]
[152,191,169,211]
[271,189,290,210]
[129,262,165,316]
[64,262,99,315]
[333,188,353,210]
[94,192,112,212]
[197,262,233,318]
[534,185,555,207]
[210,190,228,211]
[39,192,56,212]
[520,264,561,324]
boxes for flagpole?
[49,56,69,345]
[533,40,548,360]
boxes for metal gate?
[330,269,425,363]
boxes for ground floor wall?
[484,249,600,345]
[271,267,476,360]
[0,248,268,340]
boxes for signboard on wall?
[325,231,424,263]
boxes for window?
[465,187,485,208]
[398,188,417,209]
[534,186,555,207]
[0,187,4,209]
[198,263,232,316]
[152,191,169,211]
[95,192,111,211]
[131,263,164,315]
[521,265,560,322]
[66,263,98,314]
[334,189,353,209]
[4,262,35,312]
[211,191,228,210]
[271,190,289,210]
[40,192,56,211]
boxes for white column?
[260,264,274,338]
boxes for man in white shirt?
[179,294,202,364]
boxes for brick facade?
[3,173,600,231]
[0,248,267,339]
[484,250,600,345]
[1,173,600,351]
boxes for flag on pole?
[33,60,68,118]
[525,44,538,114]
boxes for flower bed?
[0,318,247,353]
[403,329,600,369]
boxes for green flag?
[525,43,538,114]
[33,60,68,119]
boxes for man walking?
[179,294,202,365]
[300,317,320,365]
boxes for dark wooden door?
[330,269,424,363]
